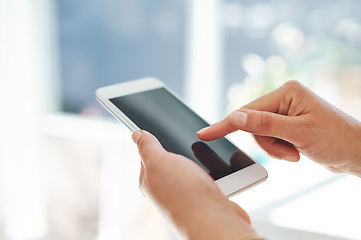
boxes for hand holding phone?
[131,130,258,239]
[96,77,268,196]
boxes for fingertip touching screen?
[110,88,254,180]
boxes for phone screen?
[110,88,254,180]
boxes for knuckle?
[283,80,306,94]
[226,118,236,134]
[284,80,302,88]
[137,136,147,151]
[259,111,273,134]
[281,81,311,106]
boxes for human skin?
[198,80,361,177]
[132,80,361,239]
[132,130,256,240]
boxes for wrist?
[349,122,361,177]
[173,201,255,240]
[237,233,266,240]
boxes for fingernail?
[283,156,298,162]
[230,111,247,127]
[132,130,142,144]
[197,126,209,135]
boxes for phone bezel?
[96,77,268,196]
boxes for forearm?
[316,109,361,178]
[172,204,256,240]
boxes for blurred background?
[0,0,361,239]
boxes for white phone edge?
[96,77,268,197]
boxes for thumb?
[132,130,168,164]
[229,200,251,224]
[198,109,299,143]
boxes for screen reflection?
[110,87,254,180]
[191,141,253,179]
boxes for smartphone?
[96,78,267,196]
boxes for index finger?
[197,82,303,142]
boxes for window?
[222,0,361,118]
[57,0,186,114]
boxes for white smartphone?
[96,77,268,196]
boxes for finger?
[197,81,307,141]
[132,130,168,165]
[253,135,300,161]
[198,109,300,144]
